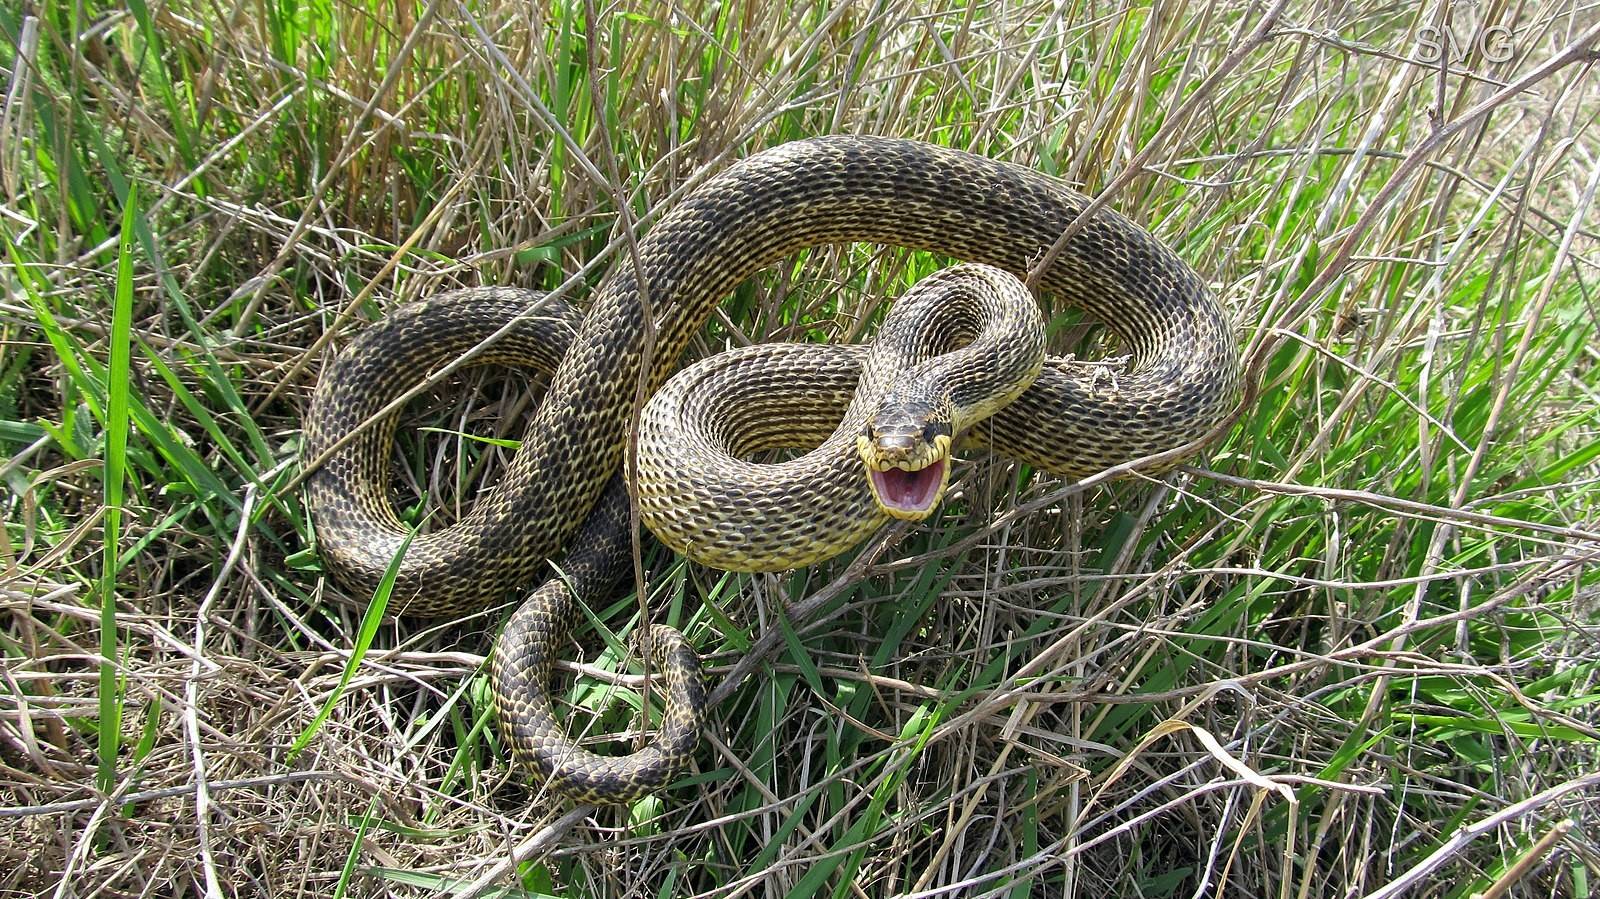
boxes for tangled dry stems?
[2,1,1599,896]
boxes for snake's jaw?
[867,458,949,519]
[857,429,954,520]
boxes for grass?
[2,0,1599,896]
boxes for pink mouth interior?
[869,460,947,515]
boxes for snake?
[302,135,1240,805]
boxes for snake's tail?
[490,477,706,805]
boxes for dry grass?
[3,0,1600,896]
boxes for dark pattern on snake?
[302,136,1241,804]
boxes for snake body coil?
[303,136,1240,805]
[637,263,1049,571]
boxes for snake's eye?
[923,422,941,444]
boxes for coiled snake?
[303,136,1239,804]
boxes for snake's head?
[856,397,955,521]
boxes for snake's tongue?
[869,460,947,520]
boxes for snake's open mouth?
[868,459,948,519]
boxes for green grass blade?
[332,796,379,899]
[97,185,139,792]
[287,529,413,759]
